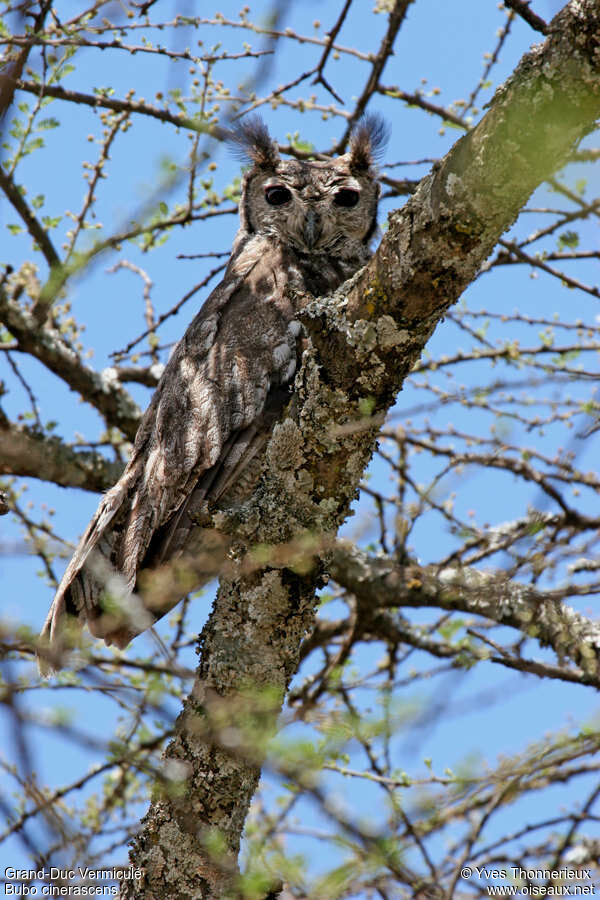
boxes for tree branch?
[503,0,549,34]
[328,543,600,682]
[0,413,122,492]
[0,167,60,269]
[337,0,413,147]
[0,291,141,440]
[0,1,53,120]
[14,78,211,133]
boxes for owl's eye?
[334,189,360,208]
[265,185,292,206]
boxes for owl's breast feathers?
[38,235,310,673]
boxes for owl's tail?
[37,552,147,676]
[37,527,230,675]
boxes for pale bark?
[0,413,123,491]
[0,293,141,440]
[328,541,600,685]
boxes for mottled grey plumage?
[38,115,386,673]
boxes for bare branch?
[503,0,549,34]
[0,290,141,440]
[0,166,60,269]
[0,415,122,491]
[329,543,600,682]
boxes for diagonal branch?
[311,0,354,103]
[337,0,413,148]
[0,292,141,440]
[503,0,549,34]
[0,1,53,120]
[0,167,60,269]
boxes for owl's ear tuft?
[227,116,280,168]
[348,113,389,172]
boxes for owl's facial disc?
[245,157,379,256]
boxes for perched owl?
[38,115,387,673]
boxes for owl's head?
[230,115,388,259]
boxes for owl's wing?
[143,380,290,570]
[39,236,300,670]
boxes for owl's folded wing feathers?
[38,237,300,672]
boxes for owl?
[38,114,387,673]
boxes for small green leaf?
[37,117,60,131]
[558,230,579,250]
[42,215,62,228]
[25,137,44,153]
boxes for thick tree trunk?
[122,2,600,896]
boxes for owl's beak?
[303,209,322,248]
